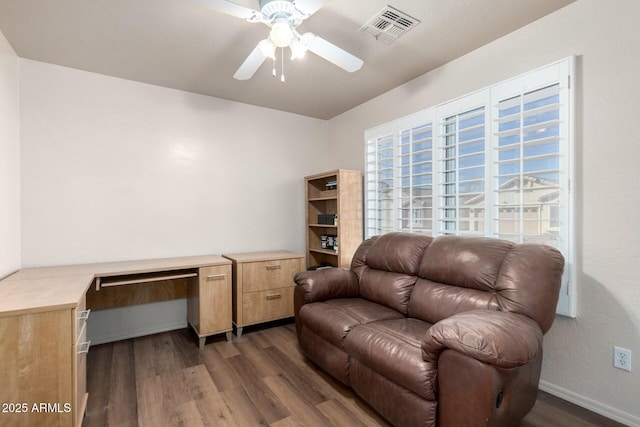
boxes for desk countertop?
[0,255,231,317]
[222,250,304,263]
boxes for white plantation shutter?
[364,57,575,316]
[438,106,487,235]
[490,60,574,316]
[398,122,434,234]
[365,126,395,237]
[494,85,562,242]
[365,111,435,238]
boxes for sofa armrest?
[421,309,543,368]
[294,268,359,305]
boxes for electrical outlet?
[614,346,632,371]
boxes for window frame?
[364,57,576,317]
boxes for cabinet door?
[0,310,74,427]
[197,265,232,335]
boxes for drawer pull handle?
[206,274,227,280]
[266,264,282,270]
[77,341,91,355]
[77,309,91,322]
[266,293,283,300]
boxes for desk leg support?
[197,332,232,349]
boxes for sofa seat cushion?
[344,318,437,401]
[298,298,405,349]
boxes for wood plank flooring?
[84,321,625,427]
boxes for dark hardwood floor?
[85,322,625,427]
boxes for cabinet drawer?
[200,265,230,283]
[241,286,294,325]
[242,258,303,293]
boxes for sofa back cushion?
[365,232,433,275]
[418,236,514,290]
[408,236,564,333]
[352,232,432,315]
[408,236,510,324]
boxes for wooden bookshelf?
[305,169,363,269]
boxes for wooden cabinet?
[305,169,363,269]
[0,292,89,427]
[187,265,233,348]
[223,251,304,337]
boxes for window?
[365,58,575,317]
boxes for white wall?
[19,59,328,342]
[0,29,20,279]
[19,60,328,265]
[328,0,640,424]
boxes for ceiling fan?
[200,0,364,80]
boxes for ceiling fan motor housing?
[260,0,298,23]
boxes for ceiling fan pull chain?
[280,47,285,83]
[272,55,276,78]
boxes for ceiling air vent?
[359,5,420,43]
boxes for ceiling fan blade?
[302,33,363,73]
[294,0,330,17]
[197,0,260,21]
[233,42,268,80]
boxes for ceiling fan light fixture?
[289,37,307,60]
[258,38,276,59]
[269,19,293,47]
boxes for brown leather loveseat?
[294,232,564,427]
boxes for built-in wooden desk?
[0,255,232,427]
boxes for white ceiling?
[0,0,576,119]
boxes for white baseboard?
[539,380,640,427]
[87,299,189,346]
